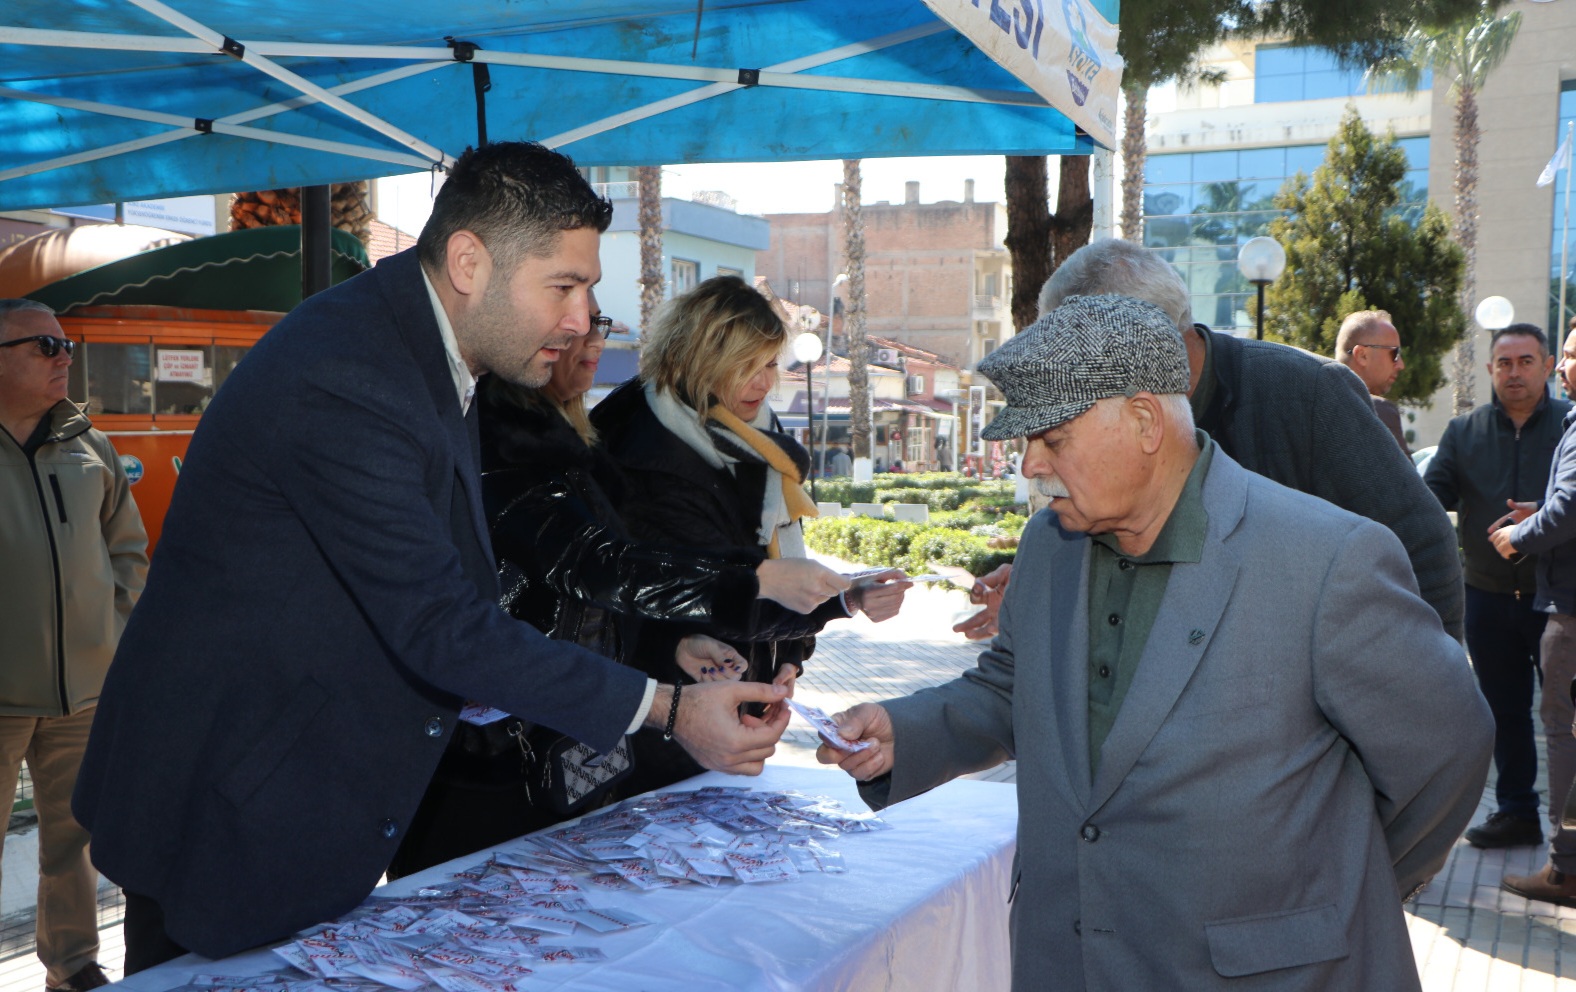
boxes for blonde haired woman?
[593,275,909,793]
[389,299,846,877]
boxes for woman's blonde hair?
[640,275,785,420]
[483,377,596,446]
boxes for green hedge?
[804,516,1016,578]
[814,473,1021,509]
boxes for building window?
[1142,138,1429,334]
[1551,82,1576,332]
[1253,44,1428,104]
[671,258,699,295]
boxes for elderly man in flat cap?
[819,294,1492,992]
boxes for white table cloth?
[116,765,1017,992]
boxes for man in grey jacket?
[0,299,147,992]
[1488,326,1576,903]
[822,294,1491,991]
[956,239,1463,643]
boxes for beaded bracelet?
[661,682,684,741]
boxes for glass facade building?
[1141,45,1430,333]
[1551,83,1576,334]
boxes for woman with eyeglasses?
[591,276,910,795]
[387,297,847,877]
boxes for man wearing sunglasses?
[0,299,148,992]
[1336,310,1409,455]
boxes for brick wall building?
[756,179,1014,370]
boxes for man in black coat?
[958,238,1463,644]
[72,143,793,970]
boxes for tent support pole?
[302,186,332,299]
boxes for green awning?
[27,226,369,314]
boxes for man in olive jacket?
[0,299,147,992]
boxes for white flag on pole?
[1539,130,1572,187]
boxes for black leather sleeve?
[489,475,761,635]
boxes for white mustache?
[1032,477,1070,499]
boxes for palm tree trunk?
[1452,84,1480,415]
[637,166,664,331]
[1120,85,1148,242]
[1004,156,1051,332]
[842,160,870,461]
[1051,156,1094,277]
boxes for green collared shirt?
[1087,435,1215,775]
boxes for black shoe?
[46,963,110,992]
[1464,812,1544,849]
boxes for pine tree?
[1262,108,1464,405]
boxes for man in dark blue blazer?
[72,143,793,969]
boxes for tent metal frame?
[0,9,1061,191]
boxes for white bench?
[851,502,888,520]
[891,503,930,524]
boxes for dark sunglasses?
[591,315,614,334]
[0,334,76,358]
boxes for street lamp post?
[1237,236,1287,340]
[1475,295,1515,333]
[821,272,848,479]
[793,330,825,500]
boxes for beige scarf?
[708,405,819,558]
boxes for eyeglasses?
[591,315,614,334]
[1354,343,1401,363]
[0,334,75,358]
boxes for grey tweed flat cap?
[978,293,1189,441]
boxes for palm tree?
[636,166,664,332]
[842,159,870,461]
[1369,1,1521,414]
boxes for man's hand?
[848,569,911,623]
[645,680,790,774]
[757,558,851,613]
[815,702,896,781]
[1488,499,1539,534]
[761,662,798,722]
[674,634,746,682]
[952,563,1011,640]
[1488,500,1538,560]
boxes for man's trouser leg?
[1465,585,1546,819]
[1543,615,1576,872]
[29,707,100,986]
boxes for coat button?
[380,818,399,839]
[1097,665,1111,679]
[1107,613,1121,626]
[1081,823,1100,842]
[424,717,443,737]
[1074,919,1082,935]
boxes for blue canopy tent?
[0,0,1120,211]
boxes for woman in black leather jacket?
[388,306,846,878]
[592,276,910,794]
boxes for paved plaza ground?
[0,558,1571,990]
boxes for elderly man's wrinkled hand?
[815,702,895,781]
[953,563,1011,640]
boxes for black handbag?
[453,716,634,817]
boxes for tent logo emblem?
[120,454,144,485]
[1062,0,1101,106]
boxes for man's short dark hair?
[416,142,613,276]
[1492,322,1549,354]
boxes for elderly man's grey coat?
[861,450,1492,991]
